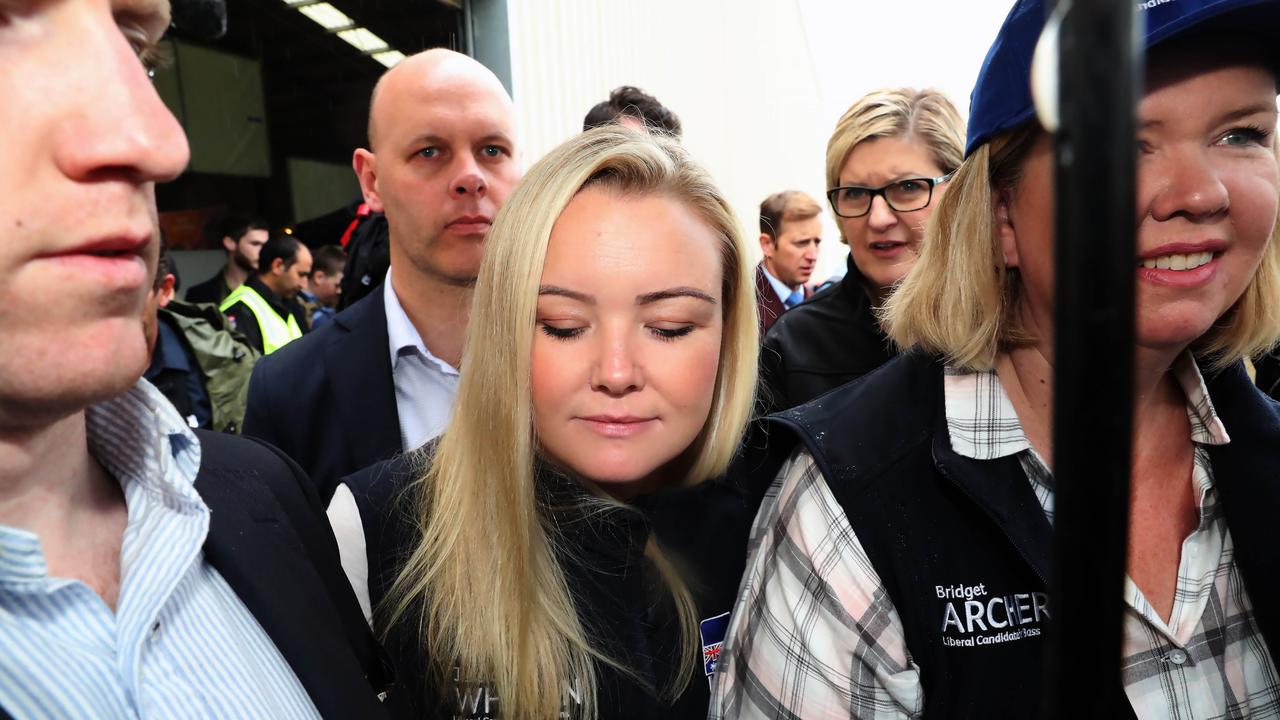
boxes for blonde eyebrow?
[538,285,594,304]
[538,285,717,306]
[636,287,716,305]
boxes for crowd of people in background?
[4,0,1280,718]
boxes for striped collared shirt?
[0,381,322,719]
[711,353,1280,719]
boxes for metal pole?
[1043,0,1139,716]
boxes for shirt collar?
[382,267,459,376]
[943,350,1229,461]
[759,263,798,304]
[85,379,206,512]
[0,381,206,585]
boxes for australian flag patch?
[700,611,730,681]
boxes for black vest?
[342,455,757,719]
[750,351,1280,717]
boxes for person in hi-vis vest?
[221,236,312,355]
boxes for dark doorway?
[156,0,464,250]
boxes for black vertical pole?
[1043,0,1139,717]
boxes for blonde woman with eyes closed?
[325,126,759,719]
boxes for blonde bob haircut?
[883,124,1280,371]
[381,126,759,719]
[825,87,965,242]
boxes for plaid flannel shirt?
[710,353,1279,719]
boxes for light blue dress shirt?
[0,381,321,719]
[383,268,460,452]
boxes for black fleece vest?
[341,455,751,719]
[755,352,1280,718]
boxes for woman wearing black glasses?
[757,88,965,413]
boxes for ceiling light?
[296,2,354,30]
[337,28,389,53]
[372,50,407,68]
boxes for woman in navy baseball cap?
[711,2,1280,717]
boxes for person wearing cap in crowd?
[185,214,269,306]
[753,191,821,335]
[220,235,312,355]
[0,0,394,716]
[757,88,965,413]
[584,85,683,136]
[712,0,1280,717]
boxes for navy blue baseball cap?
[965,0,1280,157]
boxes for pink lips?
[578,415,657,439]
[868,241,908,259]
[446,215,492,235]
[38,234,150,288]
[1135,240,1226,289]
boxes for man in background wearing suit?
[755,190,822,334]
[243,49,522,500]
[0,0,391,716]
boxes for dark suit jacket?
[755,263,810,335]
[243,284,402,501]
[758,255,894,414]
[185,271,231,306]
[0,430,396,720]
[193,430,395,717]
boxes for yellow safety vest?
[219,283,302,355]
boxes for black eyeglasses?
[826,173,954,218]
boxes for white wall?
[505,0,1016,283]
[506,0,834,276]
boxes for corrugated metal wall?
[505,0,845,281]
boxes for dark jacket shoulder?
[192,430,397,718]
[1199,362,1280,659]
[340,451,422,609]
[243,285,401,501]
[771,350,941,485]
[341,450,742,719]
[759,257,894,413]
[185,272,228,306]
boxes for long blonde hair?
[380,126,759,719]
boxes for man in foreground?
[0,0,392,716]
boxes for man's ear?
[995,193,1020,269]
[157,274,177,307]
[352,149,384,213]
[758,233,775,259]
[221,235,237,254]
[272,258,287,276]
